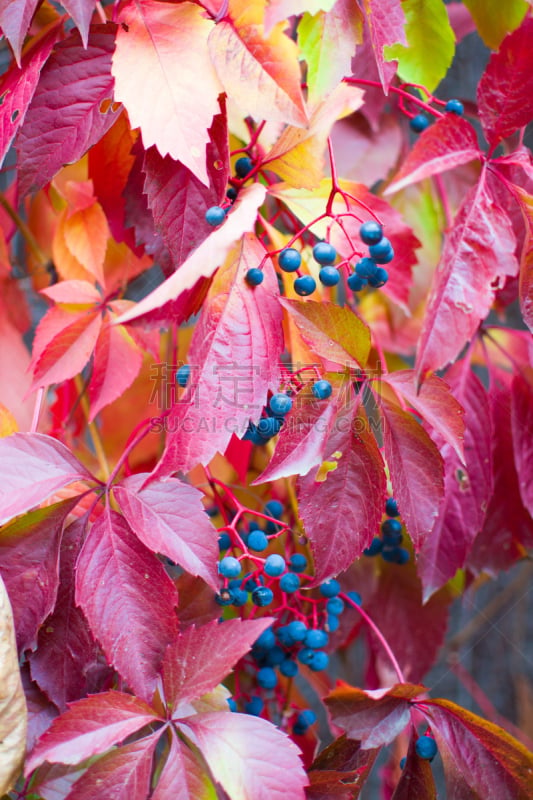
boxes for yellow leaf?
[0,404,18,437]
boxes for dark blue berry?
[294,275,316,296]
[264,554,286,577]
[297,709,317,727]
[248,520,261,532]
[235,156,253,178]
[368,267,389,287]
[415,735,438,760]
[381,518,403,544]
[256,416,283,439]
[265,645,285,666]
[255,628,276,650]
[245,268,264,286]
[218,532,231,551]
[327,597,345,615]
[248,530,269,552]
[245,696,264,715]
[319,579,340,598]
[308,650,329,671]
[445,99,463,115]
[385,497,399,517]
[369,238,394,264]
[363,537,383,556]
[289,553,307,573]
[280,572,300,593]
[382,546,401,563]
[355,257,378,279]
[215,589,233,606]
[359,221,383,245]
[276,625,294,646]
[226,186,238,200]
[410,114,429,133]
[347,272,367,291]
[278,248,301,272]
[400,757,406,770]
[252,586,274,607]
[346,591,362,606]
[257,666,277,689]
[243,423,265,444]
[175,364,190,387]
[269,393,293,417]
[280,658,298,677]
[264,500,284,519]
[227,697,237,711]
[312,379,332,400]
[218,556,241,578]
[298,647,315,665]
[319,266,340,286]
[312,242,337,265]
[205,205,226,226]
[395,547,410,565]
[231,588,248,606]
[305,628,329,649]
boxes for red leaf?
[25,691,160,774]
[152,730,212,800]
[17,25,120,196]
[307,735,378,800]
[385,115,481,195]
[378,394,444,549]
[163,618,272,709]
[40,280,102,305]
[325,683,425,748]
[417,697,533,799]
[512,185,533,332]
[418,362,493,601]
[298,404,386,582]
[511,369,533,516]
[75,509,179,702]
[181,712,308,799]
[115,183,266,326]
[0,26,59,166]
[391,733,437,799]
[0,433,93,525]
[113,474,219,589]
[477,17,533,147]
[88,318,143,421]
[0,0,40,65]
[0,499,79,653]
[151,233,283,477]
[29,518,105,712]
[416,172,519,379]
[112,0,222,183]
[358,0,406,92]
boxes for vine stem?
[343,78,445,119]
[341,592,406,684]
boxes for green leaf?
[462,0,528,50]
[384,0,455,92]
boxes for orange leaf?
[63,201,109,286]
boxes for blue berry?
[294,275,316,296]
[312,242,337,265]
[305,629,329,649]
[280,572,300,593]
[400,756,406,769]
[280,658,298,677]
[256,416,282,439]
[347,273,367,291]
[252,586,274,607]
[265,645,285,666]
[381,518,402,544]
[369,238,394,264]
[227,697,237,711]
[278,248,301,272]
[298,647,315,665]
[218,556,241,578]
[257,666,277,689]
[248,530,269,552]
[297,709,317,727]
[176,364,190,387]
[243,574,262,592]
[385,497,399,517]
[359,221,383,245]
[415,735,438,760]
[410,114,429,133]
[308,650,329,671]
[205,205,226,226]
[445,99,463,115]
[264,500,284,519]
[287,620,308,641]
[319,579,340,598]
[327,597,345,616]
[395,547,410,565]
[319,266,340,286]
[243,423,267,444]
[215,589,233,605]
[226,186,238,200]
[245,268,264,286]
[255,628,276,650]
[248,521,261,532]
[235,156,253,178]
[245,696,264,716]
[312,379,332,400]
[346,591,362,606]
[289,553,307,573]
[363,537,383,556]
[218,532,231,551]
[231,588,248,606]
[355,257,378,279]
[276,625,294,646]
[327,614,340,632]
[264,554,286,577]
[269,393,293,417]
[368,267,389,287]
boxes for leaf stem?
[74,375,111,481]
[0,193,50,267]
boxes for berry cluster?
[347,221,392,292]
[277,241,338,296]
[363,498,410,564]
[204,156,256,230]
[409,97,464,133]
[242,392,293,445]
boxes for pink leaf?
[325,683,425,749]
[75,509,179,702]
[115,183,266,326]
[416,172,519,379]
[511,369,533,516]
[378,394,444,549]
[385,115,481,195]
[181,712,308,800]
[25,691,160,774]
[40,280,102,305]
[112,0,222,183]
[418,362,493,601]
[60,0,96,47]
[113,474,219,589]
[0,433,93,525]
[88,320,143,421]
[298,404,386,583]
[477,17,533,147]
[383,370,465,461]
[358,0,406,92]
[0,0,40,65]
[30,309,102,390]
[163,618,272,709]
[0,498,79,653]
[512,185,533,333]
[150,233,283,477]
[152,730,212,800]
[0,26,59,166]
[16,25,120,196]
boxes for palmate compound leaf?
[297,402,386,584]
[16,25,121,197]
[148,233,284,478]
[415,170,519,381]
[0,574,27,796]
[150,729,214,800]
[75,509,179,703]
[113,474,219,589]
[0,433,94,525]
[416,697,533,799]
[181,712,308,800]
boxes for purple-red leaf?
[0,0,40,65]
[385,115,481,195]
[416,172,519,379]
[181,712,308,799]
[113,474,219,590]
[391,733,437,799]
[75,509,179,702]
[307,735,378,800]
[477,17,533,147]
[298,403,386,583]
[163,618,272,710]
[152,730,212,800]
[25,691,160,774]
[60,0,95,47]
[511,369,533,516]
[0,433,93,525]
[358,0,406,92]
[16,25,120,196]
[325,683,425,748]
